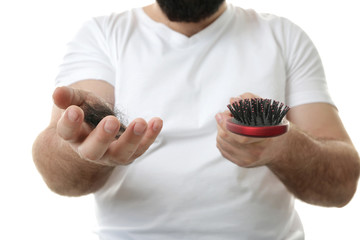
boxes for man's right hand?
[52,86,163,167]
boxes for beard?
[156,0,225,23]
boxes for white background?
[0,0,359,239]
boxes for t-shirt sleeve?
[55,17,115,87]
[280,18,334,108]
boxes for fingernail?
[134,122,146,136]
[104,119,118,134]
[215,113,223,124]
[153,120,163,132]
[67,109,79,122]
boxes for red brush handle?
[226,118,289,137]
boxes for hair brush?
[80,102,127,139]
[226,98,290,137]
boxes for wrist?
[264,122,296,168]
[265,123,319,173]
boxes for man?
[32,0,360,239]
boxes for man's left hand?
[215,93,277,168]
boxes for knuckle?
[122,159,135,165]
[243,158,255,167]
[114,156,134,166]
[217,142,230,156]
[56,126,74,141]
[113,148,137,164]
[219,149,232,161]
[218,130,228,139]
[56,118,80,141]
[132,147,147,159]
[124,147,137,157]
[216,137,224,148]
[78,148,98,162]
[145,135,157,145]
[237,137,249,144]
[94,131,112,144]
[216,142,223,151]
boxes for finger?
[56,105,84,142]
[77,116,120,162]
[216,136,258,167]
[215,112,264,145]
[216,112,240,145]
[229,93,260,105]
[229,97,241,104]
[215,112,232,131]
[53,86,87,109]
[216,140,237,163]
[129,117,163,160]
[240,92,261,100]
[106,118,148,164]
[216,135,248,165]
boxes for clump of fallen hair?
[80,101,127,139]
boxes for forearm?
[267,124,360,207]
[32,127,114,196]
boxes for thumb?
[53,86,87,109]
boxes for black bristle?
[228,98,290,126]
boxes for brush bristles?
[227,98,290,126]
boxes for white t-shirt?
[56,4,333,240]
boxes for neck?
[143,2,227,37]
